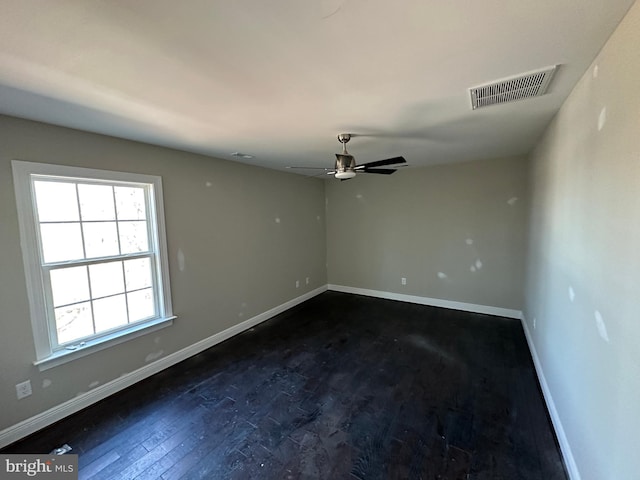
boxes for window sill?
[34,316,176,371]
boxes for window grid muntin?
[74,183,89,259]
[31,175,160,350]
[51,283,153,310]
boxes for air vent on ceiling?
[469,65,557,110]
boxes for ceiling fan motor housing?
[335,154,357,179]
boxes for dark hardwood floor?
[3,292,567,479]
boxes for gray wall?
[523,1,640,478]
[326,156,529,311]
[0,115,327,431]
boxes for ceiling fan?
[288,133,407,180]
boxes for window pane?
[89,261,125,298]
[115,186,146,220]
[124,258,152,291]
[93,294,128,333]
[84,222,119,258]
[78,184,116,221]
[128,288,155,322]
[119,221,149,254]
[55,302,93,344]
[50,266,90,307]
[33,181,79,222]
[40,223,84,263]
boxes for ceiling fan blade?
[358,156,406,169]
[362,168,397,175]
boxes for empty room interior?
[0,1,638,479]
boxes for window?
[12,161,174,369]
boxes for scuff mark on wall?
[239,301,247,318]
[598,107,607,131]
[145,350,165,362]
[177,248,186,272]
[594,311,610,343]
[42,379,52,389]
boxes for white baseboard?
[520,313,580,480]
[0,286,327,449]
[328,284,522,319]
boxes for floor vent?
[469,65,557,110]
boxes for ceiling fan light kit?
[334,171,357,179]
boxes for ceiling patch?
[469,65,557,110]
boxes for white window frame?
[12,160,175,370]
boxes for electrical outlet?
[401,277,407,286]
[295,280,300,288]
[16,380,32,400]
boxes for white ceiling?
[0,0,635,175]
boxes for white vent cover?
[469,65,557,110]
